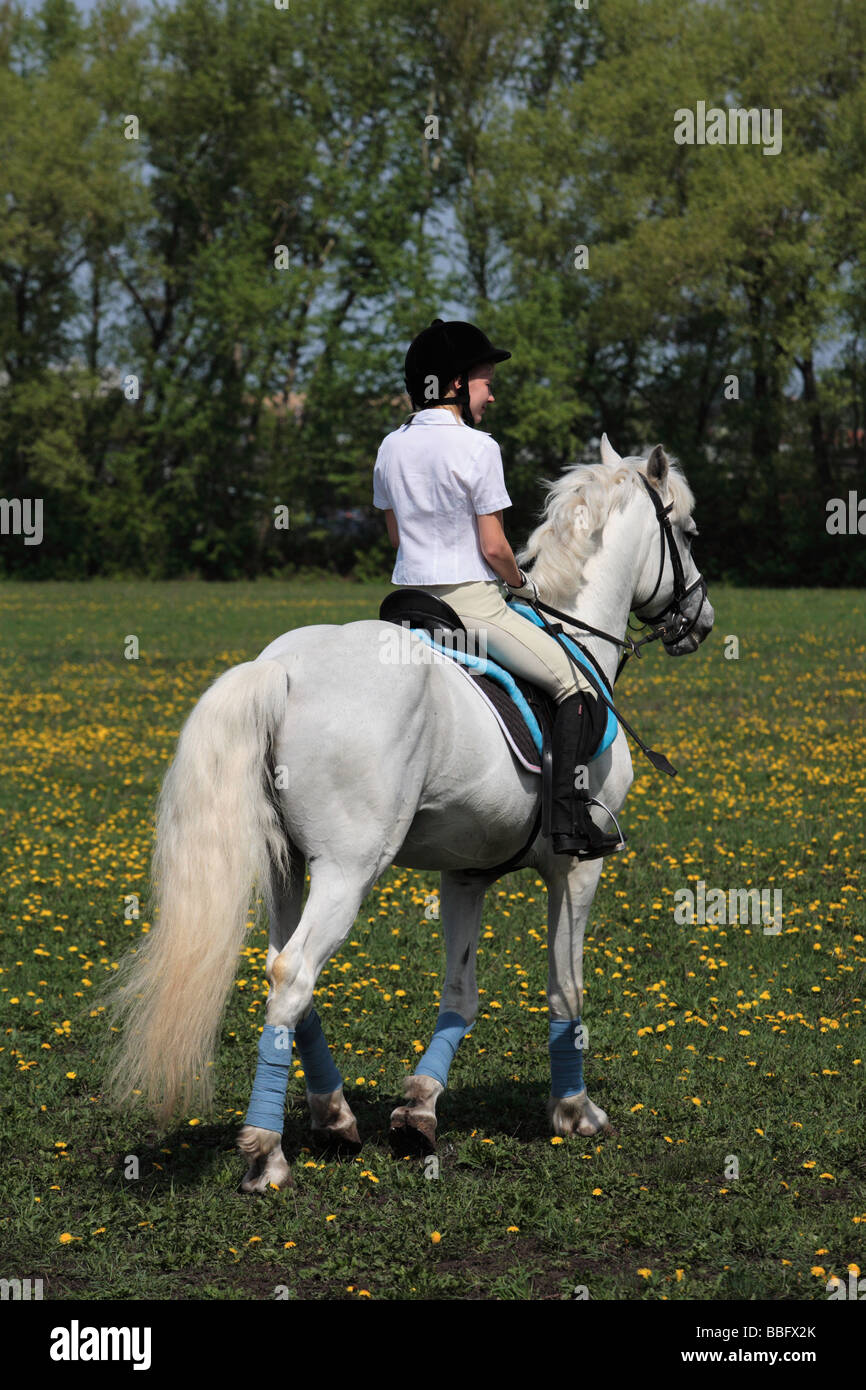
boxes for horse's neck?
[553,525,638,688]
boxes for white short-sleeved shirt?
[372,408,512,583]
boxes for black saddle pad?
[468,670,555,768]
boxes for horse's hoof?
[237,1124,292,1192]
[240,1157,294,1194]
[547,1091,609,1138]
[389,1113,437,1157]
[311,1122,363,1156]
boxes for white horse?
[105,436,714,1193]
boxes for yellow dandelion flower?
[637,1268,652,1278]
[550,1136,564,1145]
[431,1231,442,1244]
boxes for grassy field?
[0,578,863,1302]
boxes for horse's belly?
[394,758,538,871]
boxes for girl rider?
[373,318,622,859]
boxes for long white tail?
[104,659,293,1126]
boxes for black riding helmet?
[404,318,511,428]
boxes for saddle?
[379,589,555,772]
[378,588,616,874]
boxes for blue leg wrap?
[549,1018,585,1098]
[295,1008,343,1095]
[244,1023,293,1132]
[414,1010,471,1088]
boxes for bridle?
[628,473,707,652]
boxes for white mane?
[516,452,695,605]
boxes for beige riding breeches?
[400,579,593,703]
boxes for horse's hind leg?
[261,845,360,1155]
[238,856,369,1193]
[390,868,492,1155]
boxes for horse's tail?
[104,658,293,1127]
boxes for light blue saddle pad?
[507,600,618,759]
[409,600,617,761]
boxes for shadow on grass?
[95,1080,559,1192]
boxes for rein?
[518,474,706,779]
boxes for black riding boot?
[550,692,626,858]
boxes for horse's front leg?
[389,867,493,1155]
[544,856,610,1137]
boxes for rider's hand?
[507,569,539,603]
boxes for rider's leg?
[549,689,624,858]
[414,580,592,696]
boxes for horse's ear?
[600,433,622,467]
[646,444,669,485]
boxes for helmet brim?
[459,347,511,373]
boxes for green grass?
[0,578,863,1300]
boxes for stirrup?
[552,796,627,860]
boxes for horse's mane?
[516,453,695,605]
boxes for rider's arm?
[477,511,523,588]
[384,509,399,548]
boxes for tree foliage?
[1,0,864,583]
